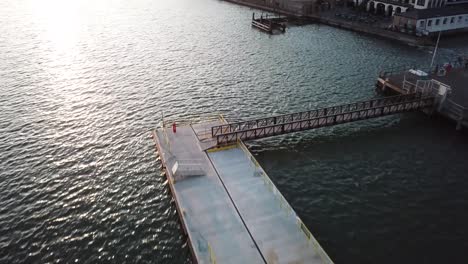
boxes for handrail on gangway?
[212,93,435,145]
[212,93,432,137]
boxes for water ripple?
[1,0,467,263]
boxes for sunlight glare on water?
[1,0,468,263]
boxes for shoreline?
[223,0,435,46]
[223,0,303,17]
[314,14,435,46]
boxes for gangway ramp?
[212,93,435,145]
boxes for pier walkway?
[208,145,328,263]
[154,125,265,263]
[212,93,434,145]
[153,120,332,264]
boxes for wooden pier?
[252,12,286,34]
[377,61,468,130]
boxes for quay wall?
[223,0,435,46]
[223,0,303,17]
[314,16,434,46]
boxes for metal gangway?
[212,93,435,145]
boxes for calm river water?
[1,0,468,263]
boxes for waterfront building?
[392,5,468,34]
[364,0,468,16]
[366,0,411,16]
[446,0,468,5]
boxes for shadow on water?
[253,114,468,264]
[0,0,467,262]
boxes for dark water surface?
[1,0,467,263]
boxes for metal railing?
[445,99,466,128]
[214,94,435,145]
[236,140,334,263]
[379,59,466,79]
[212,94,427,137]
[403,78,449,95]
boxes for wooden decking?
[377,76,406,94]
[251,13,286,34]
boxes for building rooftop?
[396,5,468,19]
